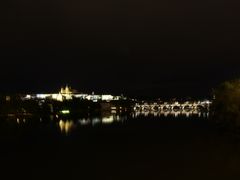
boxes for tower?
[60,87,65,94]
[65,85,72,94]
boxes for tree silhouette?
[212,79,240,131]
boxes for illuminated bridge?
[134,101,212,112]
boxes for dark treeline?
[211,79,240,135]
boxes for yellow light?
[59,120,74,134]
[102,116,114,124]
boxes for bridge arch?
[152,105,160,111]
[196,104,206,111]
[183,105,192,111]
[162,105,170,112]
[172,105,181,112]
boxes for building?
[23,85,126,102]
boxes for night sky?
[0,0,240,99]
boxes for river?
[0,111,239,179]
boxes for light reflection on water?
[7,110,209,135]
[59,120,75,134]
[58,114,127,134]
[58,111,209,134]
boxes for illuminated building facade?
[23,85,125,102]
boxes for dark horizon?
[1,0,240,99]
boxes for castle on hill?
[23,85,125,102]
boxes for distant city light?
[61,110,70,114]
[23,85,126,102]
[102,116,114,124]
[102,95,114,101]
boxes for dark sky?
[0,0,240,99]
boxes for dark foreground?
[0,115,240,180]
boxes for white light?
[25,95,31,99]
[102,95,114,101]
[61,110,70,114]
[36,94,50,99]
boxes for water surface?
[0,111,239,180]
